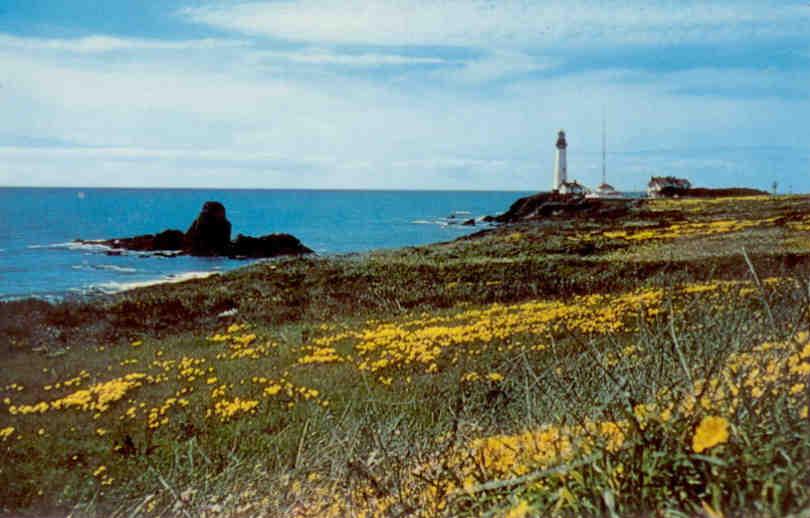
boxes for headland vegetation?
[2,192,810,517]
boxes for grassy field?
[2,195,810,517]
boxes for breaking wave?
[71,264,138,274]
[84,271,220,294]
[27,241,112,253]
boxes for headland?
[1,192,809,517]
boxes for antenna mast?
[601,109,606,185]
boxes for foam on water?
[84,271,221,294]
[72,264,138,274]
[28,241,112,253]
[0,293,64,303]
[96,264,138,274]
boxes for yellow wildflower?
[0,426,14,441]
[462,372,480,382]
[504,499,531,518]
[227,323,245,333]
[212,397,259,421]
[264,384,282,396]
[692,416,729,453]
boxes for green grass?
[2,195,810,516]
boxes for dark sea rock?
[76,201,312,259]
[461,218,476,226]
[108,229,186,252]
[90,229,185,253]
[229,234,314,258]
[185,201,232,256]
[492,192,632,223]
[155,229,186,250]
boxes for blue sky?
[0,0,808,190]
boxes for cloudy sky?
[1,0,809,191]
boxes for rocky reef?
[77,201,313,259]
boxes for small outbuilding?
[648,176,692,198]
[558,180,588,195]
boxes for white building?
[550,129,598,196]
[648,176,692,198]
[559,180,588,195]
[553,130,567,191]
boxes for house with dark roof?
[648,176,692,198]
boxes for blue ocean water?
[0,188,531,300]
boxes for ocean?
[0,188,531,301]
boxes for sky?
[0,0,809,191]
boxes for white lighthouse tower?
[553,130,567,191]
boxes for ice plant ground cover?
[2,195,810,516]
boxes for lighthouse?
[553,130,567,191]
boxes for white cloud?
[431,50,552,83]
[260,48,451,66]
[0,41,473,158]
[0,34,455,70]
[1,1,809,190]
[0,34,249,53]
[182,1,810,48]
[0,146,289,162]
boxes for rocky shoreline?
[487,187,768,224]
[487,192,637,223]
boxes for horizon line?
[0,185,544,193]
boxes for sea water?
[0,188,531,300]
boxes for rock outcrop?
[76,201,312,259]
[185,201,232,256]
[492,192,634,223]
[230,234,313,258]
[105,229,186,252]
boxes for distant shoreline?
[0,189,775,303]
[0,185,534,193]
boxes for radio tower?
[602,110,607,186]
